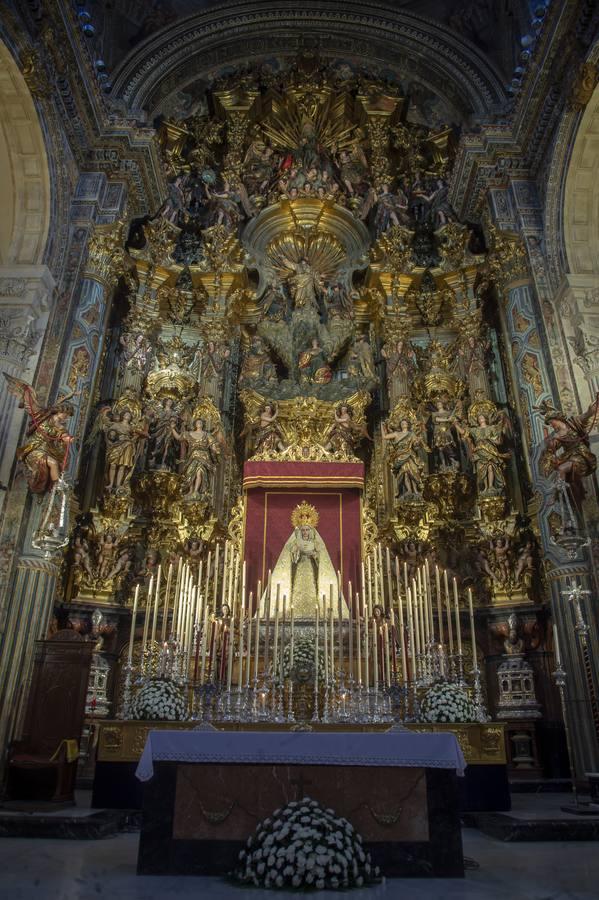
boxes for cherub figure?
[4,375,76,495]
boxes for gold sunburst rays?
[266,229,346,279]
[259,89,365,156]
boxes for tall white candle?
[337,571,343,671]
[435,564,444,644]
[553,623,562,667]
[200,602,209,683]
[272,585,281,678]
[290,604,295,669]
[127,584,140,664]
[444,569,454,654]
[322,594,328,679]
[314,604,319,693]
[453,577,462,654]
[467,587,477,667]
[364,607,370,687]
[142,575,153,651]
[245,591,254,686]
[150,564,162,645]
[227,604,236,690]
[161,562,173,641]
[356,593,362,684]
[373,618,379,691]
[348,581,354,680]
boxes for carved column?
[490,229,599,776]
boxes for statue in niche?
[202,339,231,398]
[456,401,511,497]
[538,394,599,508]
[4,375,76,496]
[250,402,287,455]
[382,414,429,499]
[147,397,181,471]
[287,258,324,314]
[458,331,491,396]
[93,403,148,492]
[172,417,221,499]
[427,397,462,472]
[381,336,418,404]
[352,335,377,382]
[265,502,343,619]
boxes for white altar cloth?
[136,730,466,782]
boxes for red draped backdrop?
[243,462,364,610]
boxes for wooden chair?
[6,631,94,803]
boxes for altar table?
[135,730,466,877]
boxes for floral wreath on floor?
[231,797,383,890]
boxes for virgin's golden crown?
[291,501,320,528]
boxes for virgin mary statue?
[264,502,347,620]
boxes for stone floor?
[0,826,598,900]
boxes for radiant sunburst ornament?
[290,501,320,528]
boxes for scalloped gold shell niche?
[267,229,345,281]
[290,501,320,529]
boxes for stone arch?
[563,82,599,277]
[0,39,51,266]
[111,0,506,122]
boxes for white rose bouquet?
[231,797,383,890]
[421,681,476,724]
[131,677,188,721]
[281,634,326,682]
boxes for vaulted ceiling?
[88,0,530,84]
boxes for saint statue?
[382,414,429,498]
[265,502,346,619]
[287,258,324,314]
[172,417,221,499]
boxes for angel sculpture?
[92,404,148,492]
[4,374,76,495]
[456,403,511,496]
[324,404,368,456]
[252,403,286,455]
[381,415,429,498]
[172,417,222,499]
[539,394,599,508]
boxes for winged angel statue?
[4,374,76,495]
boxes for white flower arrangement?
[131,677,188,721]
[421,681,477,724]
[281,634,326,682]
[231,797,383,890]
